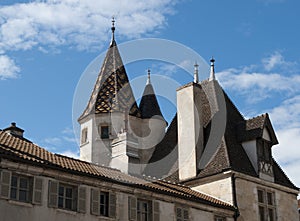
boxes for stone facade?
[0,158,235,221]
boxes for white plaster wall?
[242,140,258,173]
[177,84,203,181]
[192,177,233,204]
[79,118,93,162]
[262,128,271,141]
[159,200,175,220]
[190,207,234,221]
[79,112,127,166]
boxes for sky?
[0,0,300,190]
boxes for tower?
[139,69,167,167]
[78,18,140,169]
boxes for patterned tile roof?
[78,38,140,121]
[0,130,235,210]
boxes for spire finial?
[209,56,216,81]
[194,62,199,83]
[147,69,151,85]
[111,16,115,41]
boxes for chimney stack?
[3,122,25,138]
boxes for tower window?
[81,128,88,144]
[100,126,109,139]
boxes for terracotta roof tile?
[0,130,235,210]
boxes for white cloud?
[217,52,300,101]
[262,51,290,71]
[62,127,75,135]
[58,150,79,159]
[217,52,300,188]
[0,0,176,52]
[218,70,300,104]
[268,96,300,129]
[0,55,20,79]
[44,137,62,146]
[272,127,300,187]
[0,0,177,80]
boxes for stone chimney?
[110,131,140,175]
[3,122,24,138]
[177,82,204,181]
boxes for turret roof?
[79,20,140,121]
[139,70,165,120]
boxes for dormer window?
[257,139,272,163]
[257,138,274,180]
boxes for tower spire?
[194,62,199,83]
[111,16,116,44]
[209,57,216,81]
[147,69,151,85]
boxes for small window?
[257,189,276,221]
[0,171,43,204]
[137,199,150,221]
[215,216,226,221]
[91,189,116,218]
[128,197,159,221]
[257,139,272,162]
[58,184,77,211]
[100,126,109,139]
[10,175,31,203]
[100,191,109,216]
[258,189,264,203]
[81,128,88,144]
[48,180,85,213]
[176,206,189,221]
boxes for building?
[0,20,299,221]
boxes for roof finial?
[147,69,151,85]
[209,57,216,81]
[111,16,115,42]
[194,62,199,83]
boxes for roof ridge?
[246,113,267,121]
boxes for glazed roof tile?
[79,39,140,121]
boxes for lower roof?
[0,130,235,211]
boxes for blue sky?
[0,0,300,189]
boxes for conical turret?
[79,18,140,121]
[140,69,165,120]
